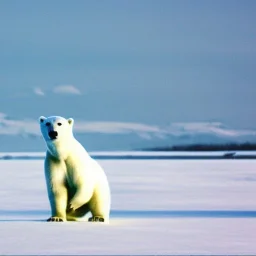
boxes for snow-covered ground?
[1,158,256,254]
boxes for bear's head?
[39,116,74,143]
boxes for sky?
[0,0,256,150]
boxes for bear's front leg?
[68,182,94,212]
[44,159,68,222]
[47,186,68,222]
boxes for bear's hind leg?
[88,195,110,223]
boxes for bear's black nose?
[48,131,58,140]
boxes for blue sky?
[0,0,256,150]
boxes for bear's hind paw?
[47,216,64,222]
[88,216,104,222]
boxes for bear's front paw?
[47,216,64,222]
[88,216,104,222]
[67,200,83,213]
[67,203,76,213]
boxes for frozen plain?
[0,157,256,255]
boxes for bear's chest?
[64,158,85,187]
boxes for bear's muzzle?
[48,131,58,140]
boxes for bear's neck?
[46,138,74,160]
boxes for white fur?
[39,116,111,222]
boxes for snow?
[1,158,256,254]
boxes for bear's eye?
[45,122,51,126]
[57,122,62,126]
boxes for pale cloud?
[137,133,153,140]
[0,113,255,142]
[53,85,81,95]
[74,121,162,134]
[0,113,40,136]
[169,122,256,137]
[0,114,163,137]
[73,121,256,138]
[34,87,45,96]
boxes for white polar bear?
[39,115,111,223]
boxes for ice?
[0,158,256,254]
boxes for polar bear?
[39,115,111,223]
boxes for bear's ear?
[39,116,46,123]
[67,118,74,126]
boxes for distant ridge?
[142,142,256,152]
